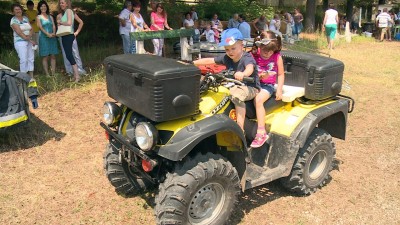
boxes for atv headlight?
[103,102,122,127]
[135,122,158,151]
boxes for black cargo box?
[281,51,344,100]
[104,54,201,122]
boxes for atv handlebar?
[200,70,255,94]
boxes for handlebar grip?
[242,77,254,83]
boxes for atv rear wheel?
[103,144,152,197]
[280,128,335,195]
[155,153,240,225]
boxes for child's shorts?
[229,85,258,107]
[260,83,275,96]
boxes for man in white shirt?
[119,0,132,54]
[376,8,394,41]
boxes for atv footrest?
[244,165,286,190]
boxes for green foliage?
[164,0,273,26]
[198,0,273,21]
[96,0,122,12]
[0,12,13,49]
[163,2,191,28]
[0,1,13,13]
[75,12,121,46]
[74,2,97,13]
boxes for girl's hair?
[37,0,50,15]
[11,3,23,12]
[154,3,166,17]
[132,1,141,8]
[58,0,71,13]
[260,31,282,53]
[329,3,335,9]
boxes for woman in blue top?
[10,3,36,77]
[57,0,80,82]
[37,0,58,76]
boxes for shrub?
[0,12,14,50]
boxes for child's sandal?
[250,133,269,148]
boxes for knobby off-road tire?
[103,144,152,197]
[155,153,241,225]
[281,128,336,195]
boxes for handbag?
[56,25,72,37]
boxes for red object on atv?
[197,64,226,75]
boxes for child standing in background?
[250,31,284,148]
[201,24,215,43]
[212,25,220,43]
[26,0,40,53]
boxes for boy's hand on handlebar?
[234,71,245,81]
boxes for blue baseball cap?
[219,28,243,47]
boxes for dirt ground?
[1,39,399,225]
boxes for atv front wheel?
[103,144,153,197]
[280,128,336,195]
[155,153,240,225]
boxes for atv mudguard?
[291,98,349,148]
[157,114,246,161]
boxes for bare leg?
[254,91,270,132]
[28,71,33,77]
[42,56,49,76]
[72,64,80,82]
[235,105,246,131]
[50,55,56,75]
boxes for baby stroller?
[0,67,38,131]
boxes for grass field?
[1,36,400,224]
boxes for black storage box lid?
[281,50,344,73]
[104,54,199,80]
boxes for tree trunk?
[367,4,373,22]
[140,0,150,22]
[139,0,153,53]
[304,0,316,33]
[346,0,354,23]
[323,0,328,11]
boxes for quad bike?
[101,51,354,224]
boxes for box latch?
[307,66,316,85]
[132,73,143,86]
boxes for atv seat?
[245,85,305,119]
[278,84,305,102]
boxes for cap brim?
[218,39,243,47]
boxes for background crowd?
[9,0,400,82]
[9,0,86,82]
[118,0,306,55]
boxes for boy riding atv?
[194,28,260,134]
[101,31,354,224]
